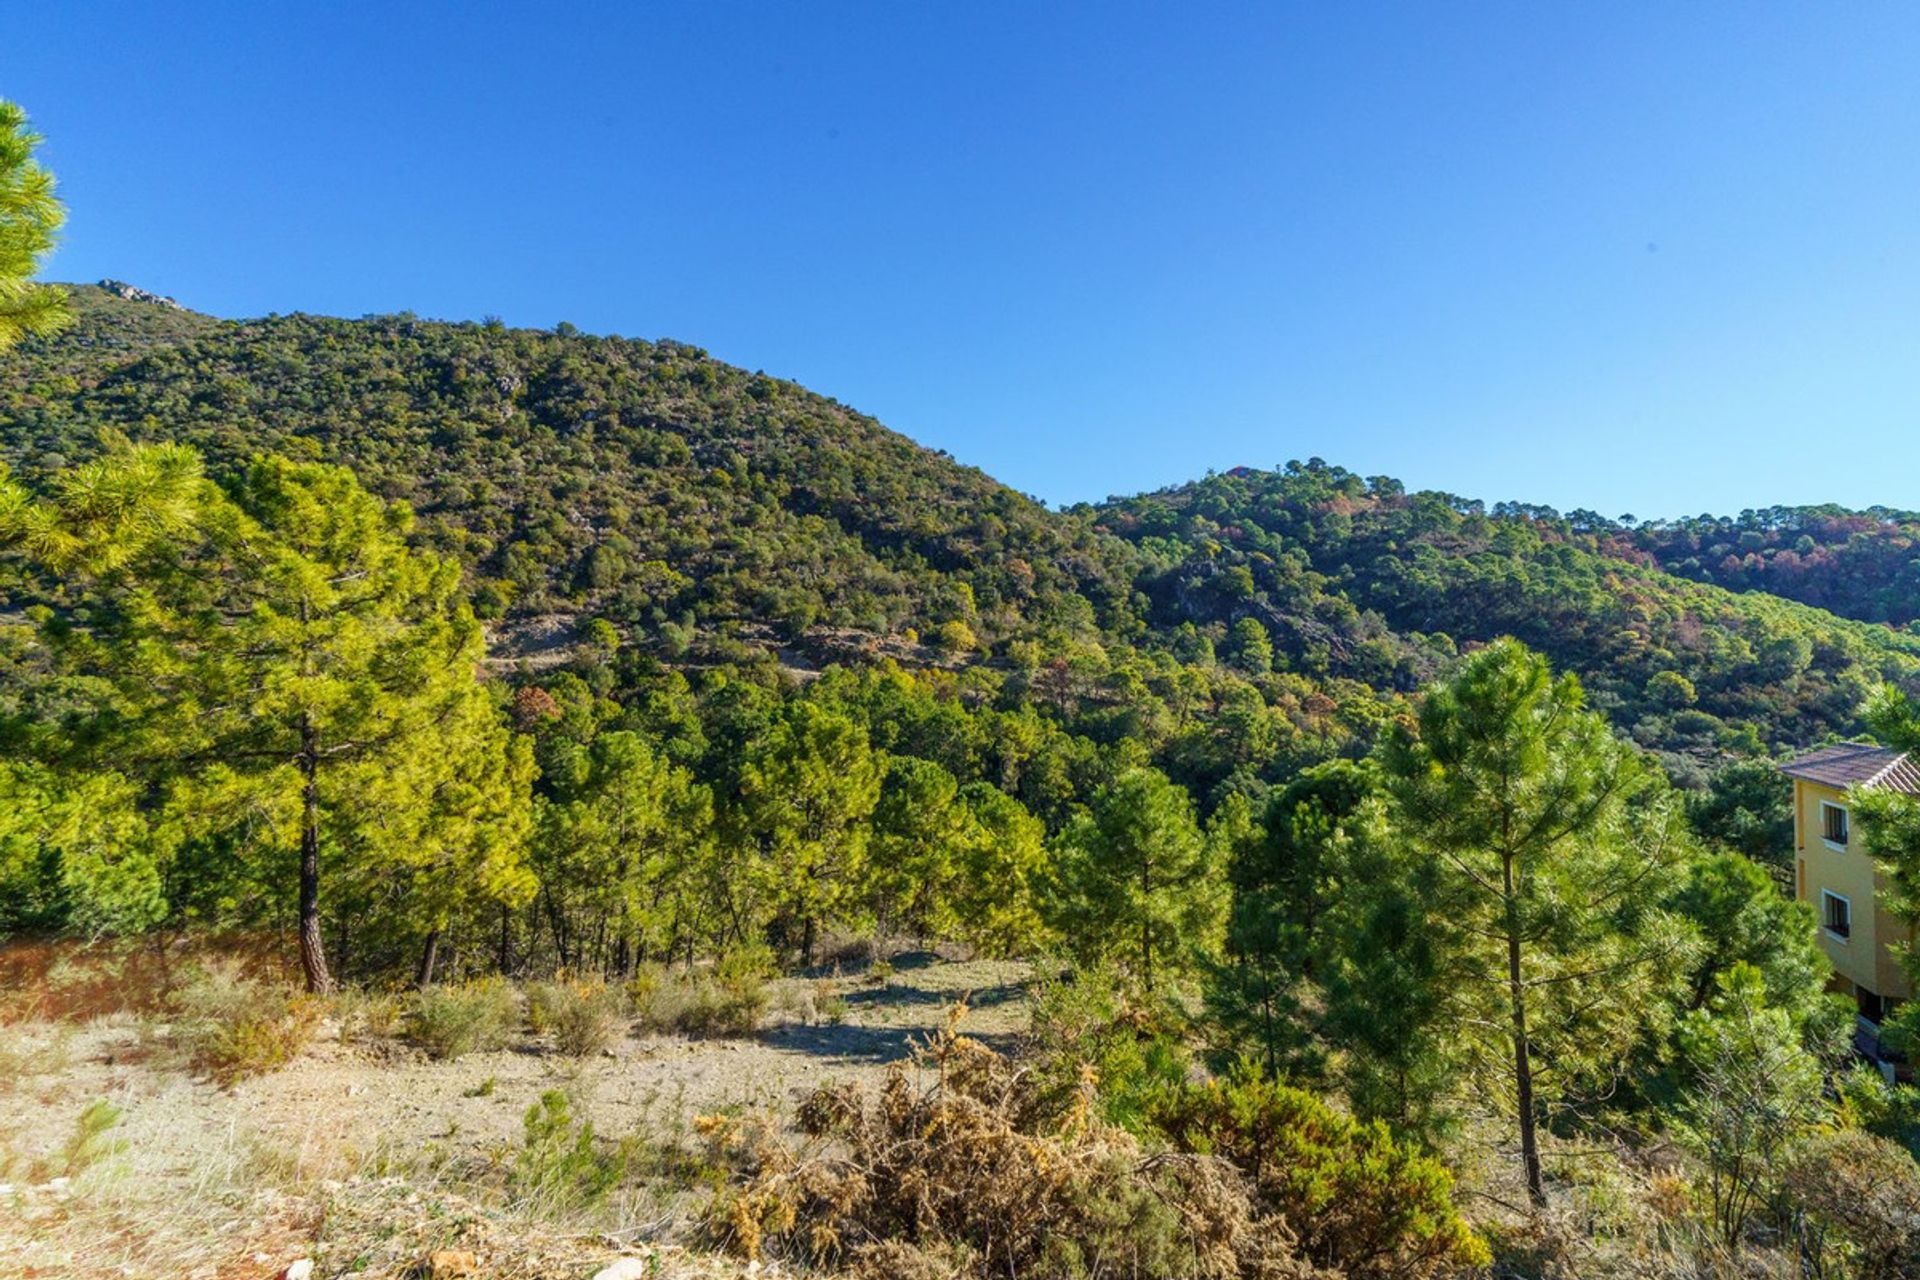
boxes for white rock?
[281,1261,315,1280]
[589,1259,653,1280]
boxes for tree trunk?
[1504,852,1546,1207]
[497,904,513,976]
[297,718,334,995]
[1140,851,1154,993]
[542,884,570,969]
[801,914,817,968]
[415,928,442,988]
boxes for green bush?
[173,965,319,1083]
[1025,963,1190,1133]
[1149,1072,1488,1279]
[405,979,519,1060]
[528,978,625,1058]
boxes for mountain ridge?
[4,283,1916,779]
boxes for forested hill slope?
[4,284,1916,775]
[0,284,1141,654]
[1627,506,1920,628]
[1089,463,1920,774]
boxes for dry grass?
[170,963,321,1084]
[527,976,625,1057]
[0,957,1035,1279]
[0,933,295,1025]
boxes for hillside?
[9,286,1920,1280]
[4,284,1916,781]
[1090,464,1920,778]
[1632,506,1920,628]
[0,285,1138,657]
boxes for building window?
[1822,890,1851,940]
[1822,802,1849,847]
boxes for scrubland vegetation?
[5,101,1920,1278]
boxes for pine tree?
[737,701,881,965]
[1856,686,1920,1056]
[1208,760,1376,1080]
[1047,766,1224,991]
[0,100,69,348]
[20,450,533,992]
[1381,638,1693,1205]
[534,728,711,973]
[950,782,1048,956]
[868,755,966,942]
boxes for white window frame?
[1821,801,1850,850]
[1821,889,1852,942]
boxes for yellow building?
[1782,742,1917,1030]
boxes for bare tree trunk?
[1504,852,1546,1208]
[542,884,570,969]
[297,716,334,995]
[415,929,442,988]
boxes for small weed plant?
[509,1089,627,1216]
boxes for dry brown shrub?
[699,1011,1320,1279]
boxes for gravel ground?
[0,957,1034,1280]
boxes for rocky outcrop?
[97,278,184,309]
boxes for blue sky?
[10,3,1919,517]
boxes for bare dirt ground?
[0,957,1033,1280]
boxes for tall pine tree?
[18,449,533,992]
[1382,638,1692,1205]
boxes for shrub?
[172,964,319,1083]
[333,987,403,1045]
[633,951,772,1038]
[699,1019,1306,1278]
[405,979,519,1060]
[1783,1129,1920,1280]
[1025,963,1191,1133]
[932,619,977,657]
[1150,1072,1489,1279]
[509,1089,626,1216]
[529,978,625,1058]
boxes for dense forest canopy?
[4,285,1916,788]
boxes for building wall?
[1794,778,1913,1002]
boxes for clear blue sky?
[11,3,1919,517]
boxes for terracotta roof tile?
[1779,742,1920,795]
